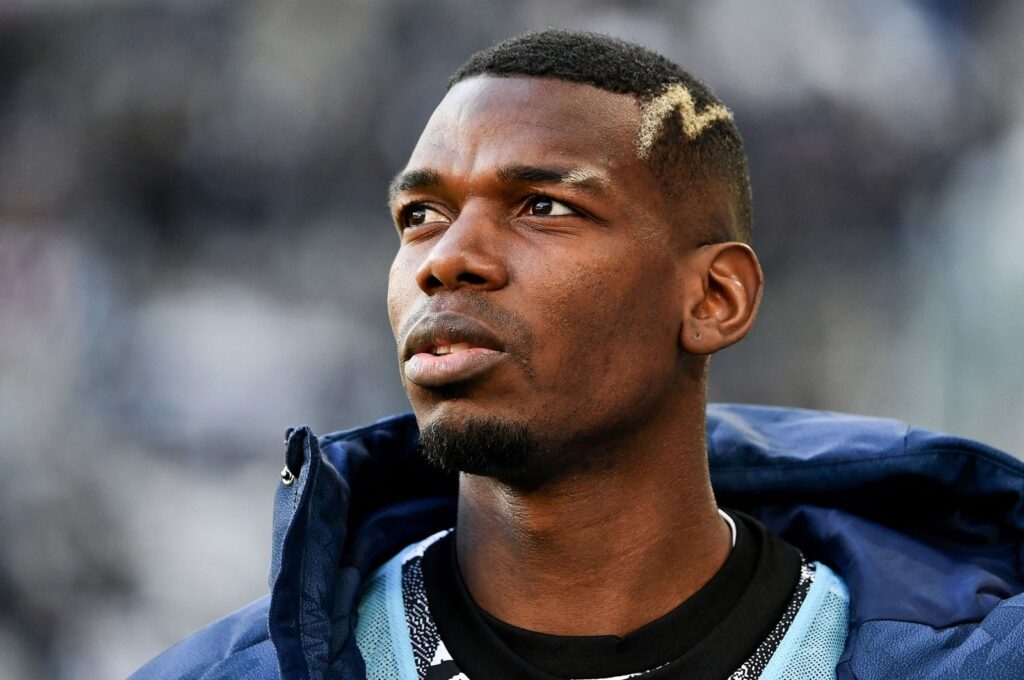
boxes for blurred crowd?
[1,1,1022,677]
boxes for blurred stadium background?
[1,0,1022,677]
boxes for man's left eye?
[528,197,575,216]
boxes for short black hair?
[449,29,752,243]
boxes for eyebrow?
[387,164,609,205]
[388,168,442,205]
[497,164,609,194]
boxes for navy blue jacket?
[132,405,1024,679]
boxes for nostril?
[457,272,487,285]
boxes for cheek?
[532,246,680,393]
[386,251,417,334]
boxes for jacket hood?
[705,405,1024,676]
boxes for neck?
[454,403,730,637]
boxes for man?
[134,30,1024,679]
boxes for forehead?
[407,76,644,180]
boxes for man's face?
[387,76,697,480]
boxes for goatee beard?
[417,417,539,483]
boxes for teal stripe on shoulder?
[759,562,850,680]
[355,539,427,679]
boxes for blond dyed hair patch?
[636,83,734,160]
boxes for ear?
[680,243,764,355]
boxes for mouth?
[402,313,508,388]
[420,341,480,356]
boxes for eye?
[401,204,448,229]
[527,196,576,217]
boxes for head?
[386,29,763,486]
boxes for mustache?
[397,295,535,359]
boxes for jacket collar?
[269,415,455,678]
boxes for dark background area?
[1,1,1022,677]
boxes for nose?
[415,208,509,294]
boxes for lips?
[402,312,507,387]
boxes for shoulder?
[844,592,1024,679]
[130,596,279,680]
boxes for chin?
[415,411,543,482]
